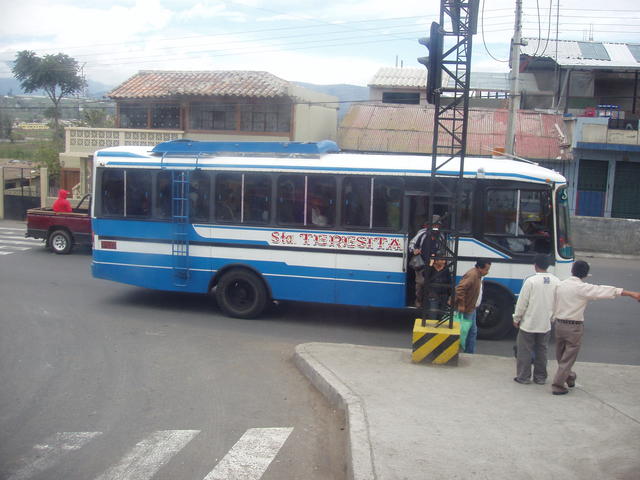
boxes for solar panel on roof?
[577,42,610,61]
[628,45,640,63]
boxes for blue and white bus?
[91,140,574,338]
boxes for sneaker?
[567,374,577,388]
[513,377,531,385]
[552,385,569,395]
[533,378,546,385]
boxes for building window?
[240,101,291,132]
[382,92,420,105]
[119,104,148,128]
[190,102,236,131]
[152,104,180,129]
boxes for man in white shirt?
[551,260,640,395]
[513,255,560,385]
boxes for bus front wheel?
[476,284,514,340]
[215,269,268,319]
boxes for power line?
[9,15,433,58]
[481,0,510,63]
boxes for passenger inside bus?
[309,197,328,226]
[216,188,239,221]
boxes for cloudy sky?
[1,0,639,89]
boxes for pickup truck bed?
[25,195,92,254]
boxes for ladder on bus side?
[171,170,190,287]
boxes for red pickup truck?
[25,194,92,254]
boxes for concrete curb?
[293,343,377,480]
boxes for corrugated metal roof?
[370,67,540,93]
[368,67,426,88]
[522,38,640,69]
[108,70,292,99]
[338,104,565,160]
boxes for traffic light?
[417,22,444,104]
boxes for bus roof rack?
[151,139,340,155]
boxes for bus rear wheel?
[215,269,268,319]
[476,283,514,340]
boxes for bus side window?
[215,173,242,222]
[156,171,172,219]
[277,175,304,225]
[190,171,211,221]
[101,169,124,216]
[342,176,371,228]
[372,177,403,230]
[126,170,152,218]
[457,183,473,233]
[244,173,270,224]
[307,176,336,227]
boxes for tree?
[82,108,114,128]
[12,51,86,137]
[0,111,14,140]
[34,142,61,177]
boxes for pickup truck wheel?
[49,230,72,254]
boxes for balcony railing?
[65,127,185,154]
[573,118,640,148]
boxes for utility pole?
[505,0,523,155]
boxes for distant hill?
[0,77,116,98]
[294,82,369,119]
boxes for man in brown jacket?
[455,259,492,353]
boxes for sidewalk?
[294,343,640,480]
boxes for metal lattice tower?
[420,0,478,328]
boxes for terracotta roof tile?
[108,70,291,99]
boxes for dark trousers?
[552,321,583,390]
[516,330,550,382]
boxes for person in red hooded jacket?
[52,189,72,213]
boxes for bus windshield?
[556,186,573,259]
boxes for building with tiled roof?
[55,70,339,199]
[107,70,338,142]
[109,71,292,99]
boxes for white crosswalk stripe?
[93,430,200,480]
[0,228,42,255]
[203,427,293,480]
[4,427,294,480]
[6,432,103,480]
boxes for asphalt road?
[0,225,346,480]
[1,220,639,479]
